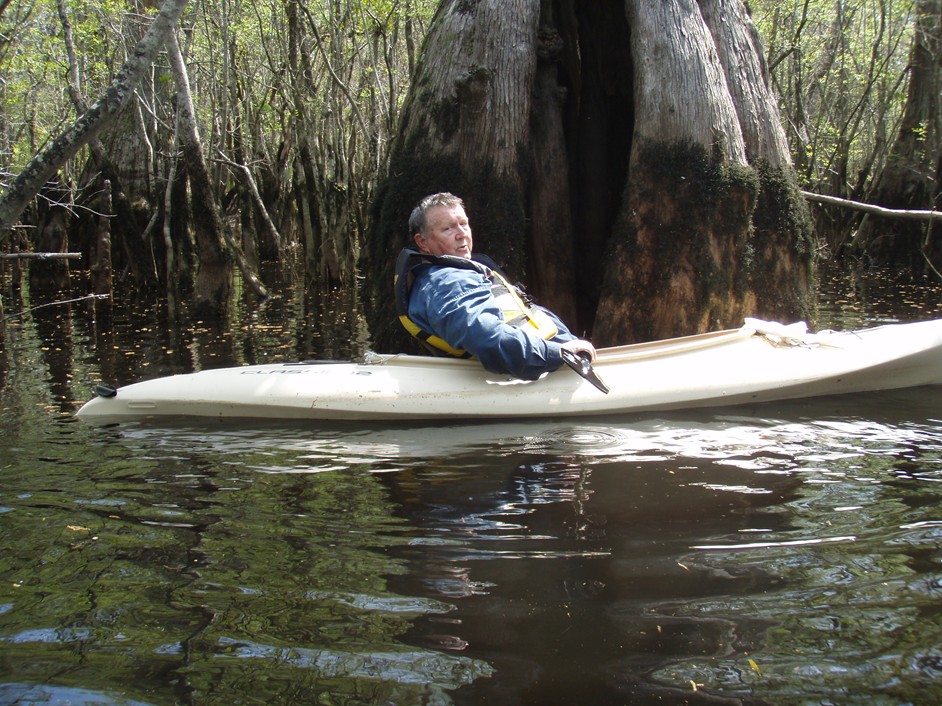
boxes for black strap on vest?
[394,249,504,316]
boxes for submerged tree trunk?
[363,0,813,351]
[851,0,942,270]
[598,0,813,344]
[56,0,154,284]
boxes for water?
[0,265,941,705]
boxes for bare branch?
[802,190,942,222]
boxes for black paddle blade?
[560,349,610,394]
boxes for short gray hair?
[409,192,464,239]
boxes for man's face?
[414,204,473,258]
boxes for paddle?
[560,348,610,394]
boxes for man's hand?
[561,339,597,362]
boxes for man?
[398,192,596,381]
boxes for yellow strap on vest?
[397,313,469,357]
[489,270,559,340]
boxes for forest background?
[0,0,939,347]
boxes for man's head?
[409,192,473,258]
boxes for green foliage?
[749,0,917,197]
[0,0,436,279]
[0,0,127,169]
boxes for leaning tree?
[361,0,815,350]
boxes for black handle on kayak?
[560,348,610,394]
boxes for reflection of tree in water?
[0,438,492,705]
[638,424,942,704]
[4,343,941,706]
[382,453,804,704]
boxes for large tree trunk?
[362,0,541,351]
[363,0,814,352]
[851,0,942,269]
[597,0,813,344]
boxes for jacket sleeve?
[410,267,567,380]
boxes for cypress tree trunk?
[363,0,814,351]
[595,0,813,344]
[362,0,544,352]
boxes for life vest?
[394,247,559,357]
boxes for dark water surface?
[1,266,941,705]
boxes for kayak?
[75,318,942,423]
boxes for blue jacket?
[407,262,576,380]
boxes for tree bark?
[596,0,752,343]
[698,0,793,166]
[364,0,814,351]
[598,0,812,344]
[165,30,270,316]
[362,0,543,351]
[0,0,191,232]
[804,190,942,223]
[57,0,157,284]
[526,9,578,327]
[91,180,114,299]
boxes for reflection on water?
[1,389,940,704]
[816,260,942,327]
[0,265,941,704]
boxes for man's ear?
[413,233,429,253]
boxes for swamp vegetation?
[1,3,942,703]
[0,0,940,348]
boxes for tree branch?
[802,190,942,222]
[0,0,191,232]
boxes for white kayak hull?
[76,319,942,423]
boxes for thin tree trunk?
[163,117,180,317]
[165,29,233,317]
[166,31,271,315]
[91,180,114,299]
[804,189,942,222]
[91,180,114,329]
[222,158,284,255]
